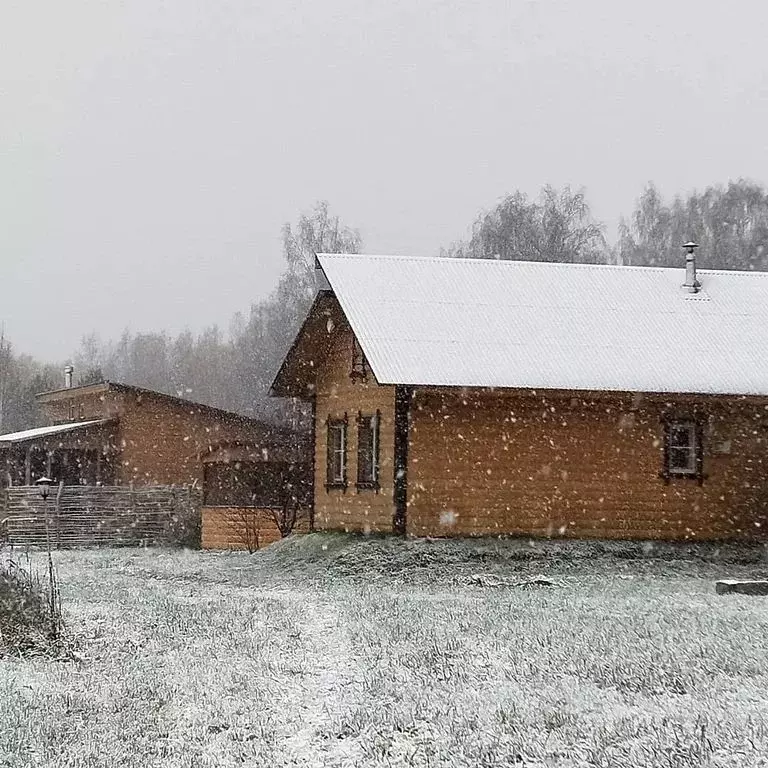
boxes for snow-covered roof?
[317,253,768,396]
[0,420,110,445]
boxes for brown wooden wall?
[115,393,266,487]
[43,389,123,424]
[38,386,281,489]
[201,507,309,550]
[314,327,396,533]
[408,389,768,541]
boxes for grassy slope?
[1,534,768,767]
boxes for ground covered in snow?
[2,534,768,767]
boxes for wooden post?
[309,394,316,532]
[392,385,413,536]
[24,446,31,486]
[54,481,64,549]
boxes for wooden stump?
[715,580,768,596]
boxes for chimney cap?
[682,241,699,251]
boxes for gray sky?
[3,0,768,360]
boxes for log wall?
[408,390,768,541]
[201,506,309,550]
[115,392,266,487]
[313,327,396,534]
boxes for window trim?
[325,415,348,491]
[661,417,705,485]
[356,410,381,491]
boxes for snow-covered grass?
[2,534,768,767]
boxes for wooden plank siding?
[408,390,768,541]
[32,384,286,491]
[313,327,396,533]
[115,391,262,487]
[201,507,309,550]
[42,389,122,424]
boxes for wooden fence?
[0,485,202,548]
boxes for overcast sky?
[3,0,768,360]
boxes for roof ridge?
[318,253,768,277]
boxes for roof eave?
[0,418,117,446]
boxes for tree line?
[2,180,768,433]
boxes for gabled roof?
[0,420,112,445]
[270,291,347,398]
[278,253,768,396]
[36,381,277,430]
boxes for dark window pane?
[357,415,379,485]
[358,420,373,483]
[669,446,694,471]
[666,421,697,474]
[670,425,693,449]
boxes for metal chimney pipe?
[682,242,700,293]
[64,365,74,388]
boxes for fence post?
[0,487,7,543]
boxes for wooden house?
[0,377,308,548]
[271,250,768,542]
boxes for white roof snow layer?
[0,420,109,444]
[317,253,768,396]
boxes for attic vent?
[350,337,368,381]
[682,242,701,294]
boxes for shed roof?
[35,381,285,432]
[0,420,111,445]
[304,253,768,396]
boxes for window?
[668,422,696,474]
[662,420,703,482]
[350,337,368,381]
[326,417,348,489]
[357,411,380,489]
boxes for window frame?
[356,410,381,491]
[661,417,705,485]
[325,415,348,491]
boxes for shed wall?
[116,394,264,486]
[43,390,122,424]
[201,507,309,549]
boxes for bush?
[0,546,63,655]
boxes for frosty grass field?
[2,534,768,767]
